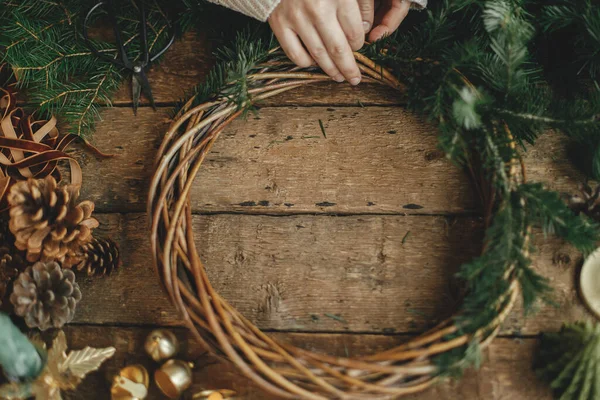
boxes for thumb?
[368,0,410,42]
[357,0,375,33]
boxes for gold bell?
[155,360,194,399]
[191,389,237,399]
[144,329,179,362]
[111,365,150,400]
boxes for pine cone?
[0,246,25,306]
[0,213,12,244]
[76,237,121,276]
[10,260,82,331]
[8,176,99,266]
[569,183,600,221]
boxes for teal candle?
[0,313,44,380]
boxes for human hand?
[268,0,376,85]
[369,0,412,42]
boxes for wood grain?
[76,107,584,214]
[61,325,550,400]
[75,213,591,335]
[19,17,582,400]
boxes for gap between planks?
[66,321,542,340]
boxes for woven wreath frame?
[148,50,525,399]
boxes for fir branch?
[496,109,598,125]
[536,321,600,400]
[540,0,600,78]
[0,0,178,136]
[176,27,275,114]
[518,182,600,254]
[455,194,539,332]
[434,340,482,378]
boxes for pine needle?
[324,313,347,324]
[318,119,327,138]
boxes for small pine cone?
[0,246,25,272]
[569,183,600,221]
[0,247,24,305]
[10,260,82,331]
[0,214,13,244]
[76,237,121,276]
[8,176,99,266]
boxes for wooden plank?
[77,107,584,214]
[61,325,550,400]
[110,32,403,107]
[76,213,591,334]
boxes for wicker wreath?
[148,50,524,399]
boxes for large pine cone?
[76,237,121,276]
[10,260,82,331]
[8,176,99,266]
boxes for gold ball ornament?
[144,329,179,362]
[111,365,150,400]
[155,360,194,399]
[191,389,237,399]
[580,247,600,319]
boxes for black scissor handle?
[83,0,129,68]
[148,8,176,63]
[83,0,176,68]
[150,32,176,63]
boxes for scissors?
[83,0,176,115]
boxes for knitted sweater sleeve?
[207,0,427,22]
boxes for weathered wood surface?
[77,107,583,214]
[61,326,550,400]
[51,25,589,399]
[76,212,590,335]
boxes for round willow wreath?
[148,49,525,399]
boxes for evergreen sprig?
[177,28,274,114]
[539,0,600,80]
[536,321,600,400]
[519,182,599,253]
[0,0,177,136]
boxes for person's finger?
[297,24,344,82]
[315,21,361,84]
[369,0,411,42]
[270,21,314,68]
[357,0,375,33]
[337,2,365,51]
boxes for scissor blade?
[132,75,142,116]
[138,69,157,111]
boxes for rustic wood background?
[57,29,593,399]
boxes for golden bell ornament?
[111,365,150,400]
[155,360,194,399]
[144,329,179,362]
[191,389,237,399]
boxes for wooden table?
[61,30,592,399]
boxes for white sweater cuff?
[208,0,428,21]
[207,0,281,22]
[409,0,428,9]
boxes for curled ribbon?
[0,65,112,211]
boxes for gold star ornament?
[0,331,116,399]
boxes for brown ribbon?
[0,62,115,210]
[0,79,113,210]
